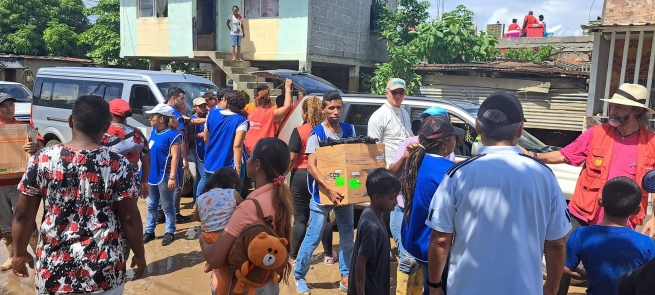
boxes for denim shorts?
[231,35,242,47]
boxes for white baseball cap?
[145,104,175,117]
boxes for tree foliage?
[370,3,499,95]
[503,45,554,62]
[410,5,499,64]
[0,0,88,56]
[78,0,148,68]
[370,0,430,95]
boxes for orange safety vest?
[570,123,655,226]
[244,107,276,155]
[291,123,313,170]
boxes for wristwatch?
[426,278,442,289]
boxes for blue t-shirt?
[190,114,205,161]
[401,155,454,262]
[172,108,185,131]
[566,225,655,295]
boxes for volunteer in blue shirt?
[294,90,355,294]
[401,111,463,295]
[165,87,190,223]
[189,97,208,202]
[143,104,184,247]
[203,90,249,189]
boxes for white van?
[31,67,219,146]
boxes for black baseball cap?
[419,114,465,141]
[642,170,655,193]
[478,91,527,126]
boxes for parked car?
[31,67,220,196]
[0,81,32,122]
[248,70,581,202]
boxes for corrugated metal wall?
[419,85,588,131]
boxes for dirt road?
[0,197,587,294]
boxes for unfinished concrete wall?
[307,0,386,64]
[604,0,655,24]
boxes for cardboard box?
[0,124,35,180]
[315,143,386,205]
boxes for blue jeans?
[390,205,418,274]
[417,258,449,295]
[145,177,176,234]
[294,198,354,279]
[193,161,208,201]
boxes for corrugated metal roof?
[0,60,24,69]
[416,61,590,77]
[420,84,587,131]
[0,54,91,63]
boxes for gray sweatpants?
[0,185,19,233]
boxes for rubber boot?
[1,232,13,271]
[28,228,38,254]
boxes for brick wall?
[307,0,386,63]
[604,0,655,24]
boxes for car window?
[410,106,476,158]
[344,103,382,136]
[129,85,159,126]
[157,82,218,113]
[0,84,31,102]
[33,78,123,109]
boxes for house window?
[139,0,168,18]
[244,0,279,18]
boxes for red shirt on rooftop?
[508,23,521,31]
[524,14,538,28]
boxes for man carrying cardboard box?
[0,92,41,271]
[294,90,356,294]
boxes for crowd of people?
[0,77,655,295]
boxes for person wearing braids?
[200,137,294,294]
[401,113,464,295]
[244,80,293,155]
[288,96,337,267]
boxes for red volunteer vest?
[570,123,655,225]
[291,123,313,170]
[244,108,276,155]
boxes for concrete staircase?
[196,51,280,102]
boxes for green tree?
[369,3,500,94]
[78,0,147,67]
[0,0,88,56]
[503,44,554,62]
[411,5,499,64]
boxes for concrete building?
[584,0,655,127]
[119,0,389,95]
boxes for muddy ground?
[1,197,587,294]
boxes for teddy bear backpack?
[228,199,290,295]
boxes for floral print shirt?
[19,145,139,294]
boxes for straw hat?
[601,83,655,114]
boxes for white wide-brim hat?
[601,83,655,114]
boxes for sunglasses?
[390,89,405,95]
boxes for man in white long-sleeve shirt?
[367,77,415,292]
[368,78,414,167]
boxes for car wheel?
[45,139,61,147]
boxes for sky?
[427,0,603,36]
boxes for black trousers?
[289,169,333,260]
